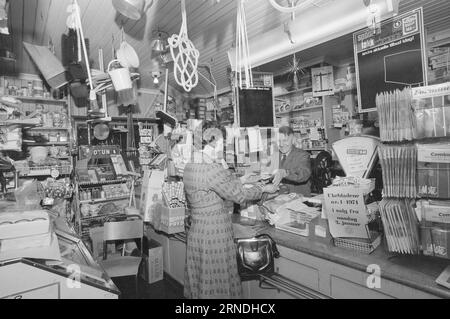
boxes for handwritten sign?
[323,186,370,239]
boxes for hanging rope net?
[168,0,199,92]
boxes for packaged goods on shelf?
[379,198,420,255]
[417,200,450,260]
[378,144,417,198]
[412,82,450,139]
[376,87,416,142]
[0,126,21,151]
[42,178,73,199]
[162,181,186,208]
[417,143,450,199]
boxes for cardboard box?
[159,205,185,234]
[89,227,116,261]
[140,239,164,284]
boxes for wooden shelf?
[80,194,130,204]
[276,105,323,116]
[78,179,128,187]
[23,141,70,146]
[333,87,357,95]
[28,126,70,131]
[3,95,68,103]
[20,168,72,177]
[274,86,312,98]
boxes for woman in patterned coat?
[183,126,277,299]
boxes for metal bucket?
[108,59,132,91]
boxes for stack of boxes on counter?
[138,122,157,167]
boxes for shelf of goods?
[274,86,313,98]
[17,164,73,177]
[2,95,68,104]
[138,122,158,167]
[74,145,134,245]
[275,105,323,116]
[1,87,75,226]
[79,194,130,204]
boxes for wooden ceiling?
[2,0,450,97]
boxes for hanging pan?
[112,0,154,20]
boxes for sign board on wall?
[312,66,334,97]
[353,7,427,113]
[79,145,121,160]
[237,72,275,128]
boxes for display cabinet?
[0,228,120,299]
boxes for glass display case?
[0,213,120,299]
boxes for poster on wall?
[353,7,427,113]
[312,66,334,97]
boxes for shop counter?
[146,213,450,299]
[232,215,450,299]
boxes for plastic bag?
[14,180,43,209]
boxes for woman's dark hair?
[279,126,294,136]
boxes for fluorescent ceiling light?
[228,0,400,70]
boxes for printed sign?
[79,145,121,160]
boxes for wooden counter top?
[232,214,450,299]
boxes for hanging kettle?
[112,0,154,20]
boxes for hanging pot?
[112,0,153,20]
[70,80,88,99]
[108,59,132,91]
[117,41,139,68]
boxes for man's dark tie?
[280,154,287,167]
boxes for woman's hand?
[262,184,279,193]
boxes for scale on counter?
[324,135,382,253]
[331,135,380,180]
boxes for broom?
[72,0,98,113]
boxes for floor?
[112,275,185,299]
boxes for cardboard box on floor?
[89,227,116,261]
[140,238,164,284]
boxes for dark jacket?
[279,146,311,196]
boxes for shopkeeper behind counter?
[272,126,312,196]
